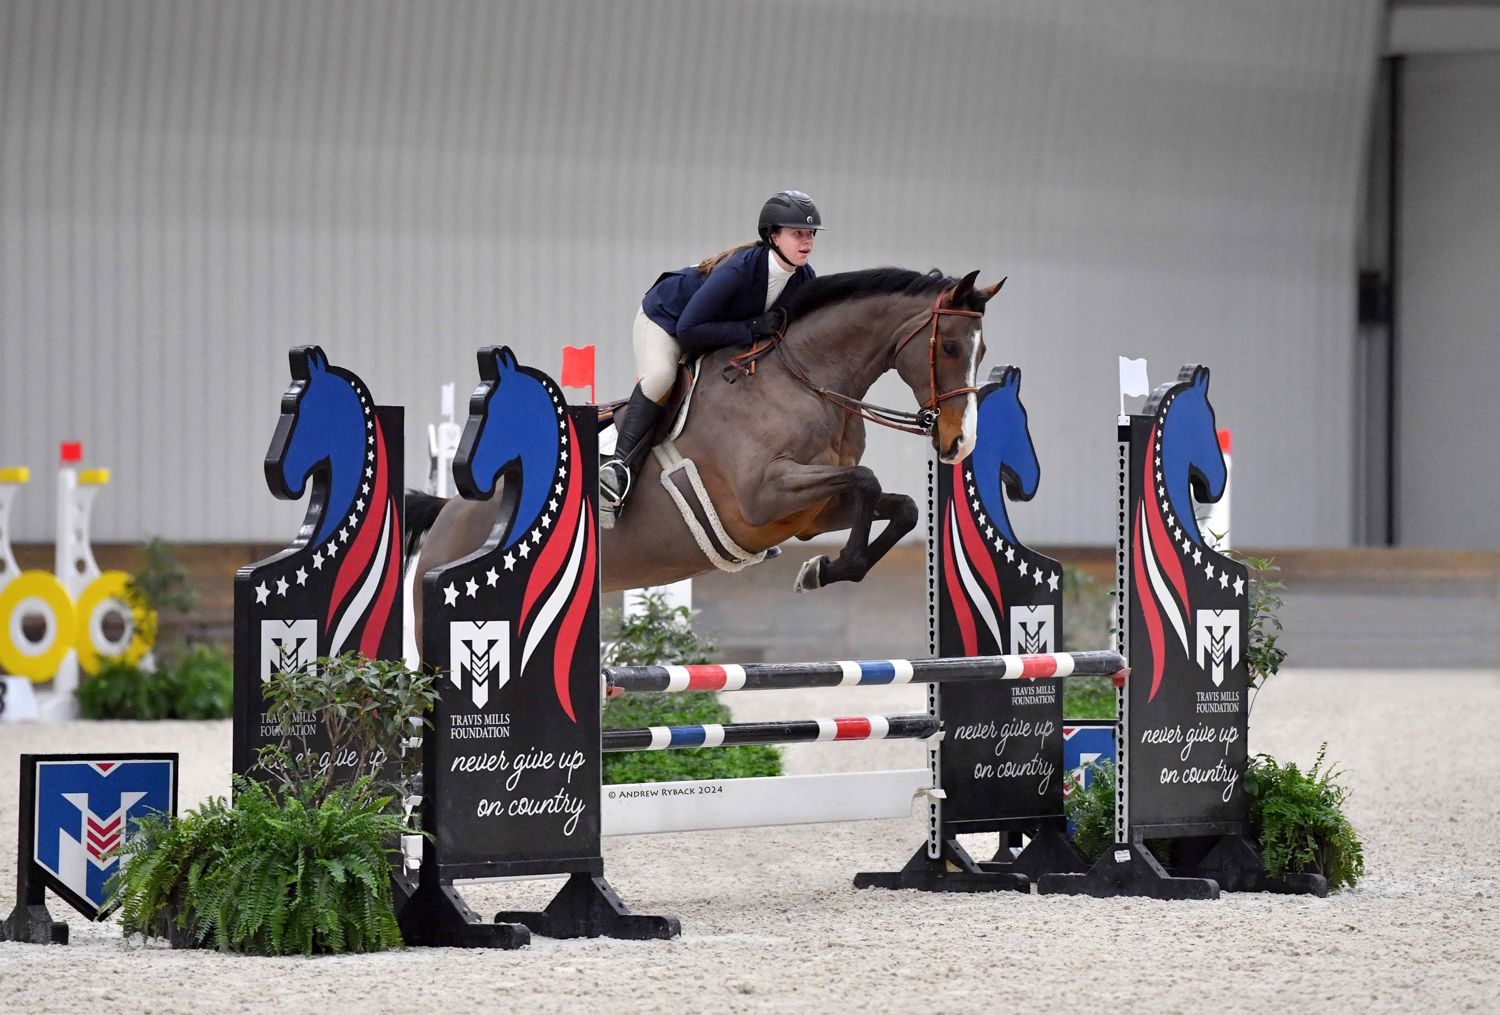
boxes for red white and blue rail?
[601,713,939,753]
[603,650,1126,694]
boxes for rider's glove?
[747,308,786,338]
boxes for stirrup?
[599,459,632,510]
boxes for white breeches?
[633,310,682,404]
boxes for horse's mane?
[784,267,979,324]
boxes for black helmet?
[757,190,823,240]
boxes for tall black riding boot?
[600,385,665,518]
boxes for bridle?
[726,290,982,437]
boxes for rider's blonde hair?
[696,241,762,275]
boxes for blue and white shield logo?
[33,758,176,919]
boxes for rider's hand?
[748,308,786,338]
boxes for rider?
[599,190,822,513]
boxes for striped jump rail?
[603,650,1127,694]
[602,713,939,753]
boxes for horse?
[408,267,1002,641]
[967,365,1039,547]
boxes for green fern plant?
[111,777,407,954]
[1245,743,1364,890]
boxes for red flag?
[560,345,596,403]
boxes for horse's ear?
[976,277,1006,305]
[1002,365,1021,390]
[1191,364,1210,392]
[946,270,981,307]
[497,346,519,374]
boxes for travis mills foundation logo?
[1010,605,1054,654]
[261,619,317,682]
[449,620,509,710]
[1195,609,1240,687]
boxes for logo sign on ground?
[20,754,177,920]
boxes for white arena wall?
[0,0,1383,546]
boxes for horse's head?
[265,346,366,544]
[970,366,1038,545]
[891,270,1002,465]
[454,346,561,549]
[1157,364,1226,544]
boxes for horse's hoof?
[794,555,827,593]
[765,546,782,560]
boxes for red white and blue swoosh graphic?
[515,413,596,723]
[1132,420,1192,701]
[326,409,402,659]
[943,461,1006,656]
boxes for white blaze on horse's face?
[943,326,982,465]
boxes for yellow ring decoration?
[0,571,77,682]
[73,571,156,673]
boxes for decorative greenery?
[76,646,233,720]
[1061,565,1116,719]
[601,590,781,784]
[258,653,435,806]
[1062,760,1117,861]
[109,776,406,955]
[125,537,198,656]
[1245,744,1364,890]
[1227,550,1288,709]
[109,652,432,954]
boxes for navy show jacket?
[641,245,815,350]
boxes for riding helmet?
[757,190,823,240]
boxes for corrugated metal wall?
[1,0,1382,546]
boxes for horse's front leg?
[800,490,918,591]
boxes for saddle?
[595,360,700,448]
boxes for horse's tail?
[403,489,448,566]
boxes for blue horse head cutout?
[969,365,1040,546]
[264,346,370,547]
[1147,364,1226,546]
[454,346,563,551]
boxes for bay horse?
[408,267,1001,634]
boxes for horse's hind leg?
[799,489,918,592]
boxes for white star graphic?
[275,577,288,596]
[560,449,568,462]
[1047,572,1060,592]
[486,568,499,587]
[518,542,531,558]
[1219,571,1230,590]
[531,529,543,546]
[295,567,308,586]
[465,577,479,598]
[555,482,565,496]
[443,584,458,606]
[1018,561,1029,577]
[365,466,374,478]
[503,553,515,571]
[339,526,351,544]
[1004,546,1015,563]
[355,498,365,512]
[362,482,370,495]
[1204,561,1215,581]
[1033,570,1044,586]
[326,541,339,558]
[1192,548,1202,565]
[312,550,324,570]
[255,582,270,604]
[549,498,559,513]
[1233,576,1245,597]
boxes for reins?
[723,290,981,437]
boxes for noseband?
[725,289,982,437]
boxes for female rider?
[600,190,822,515]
